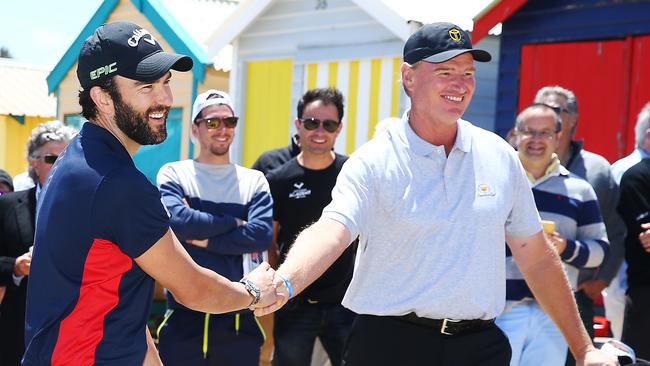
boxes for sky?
[0,1,103,68]
[0,0,494,69]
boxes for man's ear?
[191,122,200,141]
[401,63,415,92]
[568,113,579,135]
[89,85,114,116]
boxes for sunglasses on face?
[195,116,239,129]
[36,154,58,165]
[299,118,340,133]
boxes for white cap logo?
[128,28,157,47]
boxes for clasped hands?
[239,263,290,315]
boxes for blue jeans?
[273,299,356,366]
[496,300,567,366]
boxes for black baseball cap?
[403,22,491,64]
[76,21,193,89]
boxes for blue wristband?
[277,274,293,299]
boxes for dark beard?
[111,91,169,145]
[209,143,230,157]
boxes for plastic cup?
[541,220,556,234]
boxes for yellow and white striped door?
[303,57,402,155]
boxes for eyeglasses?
[34,154,58,165]
[517,129,557,140]
[299,118,340,133]
[195,116,238,129]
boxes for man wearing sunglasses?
[254,23,617,366]
[497,104,609,365]
[266,88,355,366]
[156,90,274,366]
[0,120,75,366]
[24,23,279,366]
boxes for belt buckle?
[440,318,461,335]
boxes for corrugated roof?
[0,58,56,118]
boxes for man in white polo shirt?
[254,22,617,366]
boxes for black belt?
[394,313,495,336]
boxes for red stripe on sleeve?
[51,238,132,365]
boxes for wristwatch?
[239,279,261,307]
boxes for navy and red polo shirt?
[23,122,169,365]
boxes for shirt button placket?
[443,149,454,202]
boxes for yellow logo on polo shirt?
[449,28,462,43]
[477,183,495,197]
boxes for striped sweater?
[157,160,273,310]
[505,160,609,301]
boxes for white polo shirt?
[322,114,541,320]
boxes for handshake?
[240,262,292,316]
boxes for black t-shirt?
[251,136,300,175]
[618,158,650,286]
[266,154,355,303]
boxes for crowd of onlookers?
[5,19,643,366]
[2,88,649,366]
[0,121,76,365]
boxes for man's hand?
[578,279,608,302]
[546,231,567,255]
[179,197,210,248]
[142,327,162,366]
[186,239,208,248]
[185,218,245,248]
[14,251,32,276]
[577,346,619,366]
[253,274,290,316]
[245,262,283,309]
[638,223,650,253]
